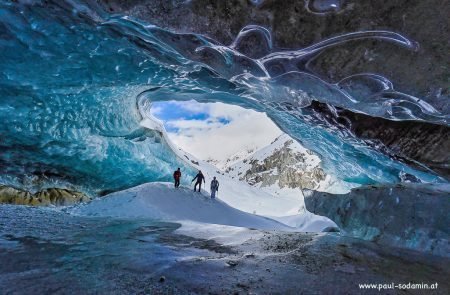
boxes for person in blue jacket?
[210,177,219,199]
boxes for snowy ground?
[72,182,335,233]
[72,182,291,231]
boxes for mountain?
[205,146,257,171]
[223,134,335,193]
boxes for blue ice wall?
[0,1,446,195]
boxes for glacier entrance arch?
[138,87,443,188]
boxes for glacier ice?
[304,183,450,256]
[0,0,447,195]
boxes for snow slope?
[183,156,304,217]
[164,144,338,231]
[139,118,310,217]
[72,182,293,231]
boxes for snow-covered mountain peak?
[205,146,257,171]
[224,134,327,191]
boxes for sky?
[151,100,282,165]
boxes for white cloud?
[164,102,282,164]
[207,103,252,119]
[167,119,224,132]
[170,100,209,114]
[150,105,163,116]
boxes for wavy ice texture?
[0,0,447,195]
[305,0,345,14]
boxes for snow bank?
[272,212,336,232]
[72,182,293,231]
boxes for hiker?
[210,176,219,199]
[173,168,181,188]
[191,170,205,192]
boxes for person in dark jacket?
[191,170,205,192]
[173,168,181,188]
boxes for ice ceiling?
[0,0,447,195]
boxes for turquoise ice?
[0,0,446,195]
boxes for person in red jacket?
[173,168,181,188]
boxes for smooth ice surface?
[0,204,202,294]
[1,205,449,294]
[0,0,447,196]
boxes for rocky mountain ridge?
[224,134,329,191]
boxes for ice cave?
[0,0,449,293]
